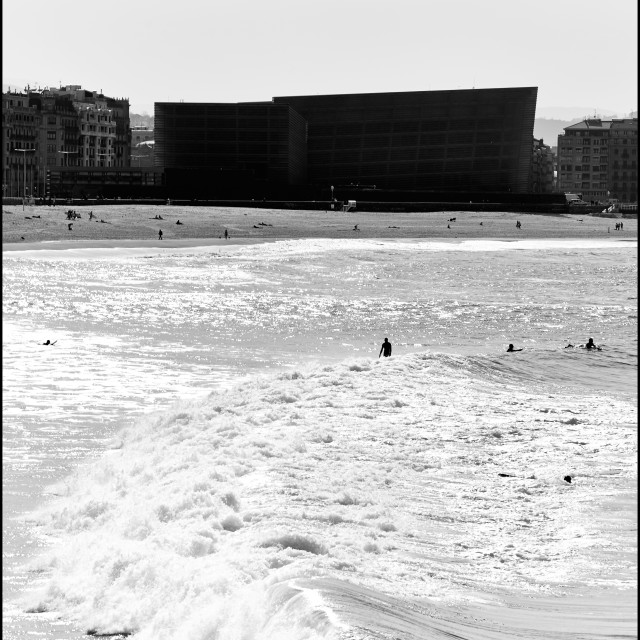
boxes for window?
[47,131,56,139]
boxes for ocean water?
[2,237,637,640]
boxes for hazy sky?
[3,0,637,117]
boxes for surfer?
[506,344,523,352]
[581,337,601,350]
[379,338,392,358]
[42,339,57,346]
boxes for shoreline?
[3,204,636,248]
[3,236,637,253]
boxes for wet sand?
[2,203,636,250]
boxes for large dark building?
[274,87,537,192]
[155,87,538,198]
[154,101,307,197]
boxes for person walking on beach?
[224,229,229,239]
[158,229,163,240]
[507,343,523,352]
[379,338,392,358]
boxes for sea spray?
[19,353,636,638]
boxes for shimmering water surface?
[2,238,637,639]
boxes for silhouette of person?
[379,338,392,358]
[224,229,228,239]
[582,337,600,350]
[158,229,163,240]
[176,220,183,225]
[68,223,73,231]
[42,339,57,346]
[507,344,523,352]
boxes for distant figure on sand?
[379,338,392,358]
[506,344,523,352]
[42,339,57,346]
[224,229,228,239]
[158,229,163,240]
[176,220,183,225]
[353,224,359,231]
[67,223,73,231]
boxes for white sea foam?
[15,353,636,638]
[3,238,636,639]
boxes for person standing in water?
[379,338,392,358]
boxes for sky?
[3,0,637,118]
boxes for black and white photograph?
[3,1,637,638]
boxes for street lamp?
[14,148,36,210]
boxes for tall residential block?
[2,93,41,198]
[557,118,638,203]
[2,85,130,199]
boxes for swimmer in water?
[506,344,523,352]
[581,337,601,350]
[42,339,57,346]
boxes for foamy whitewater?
[3,237,637,639]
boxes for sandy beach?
[2,203,636,250]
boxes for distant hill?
[131,113,154,128]
[533,118,582,146]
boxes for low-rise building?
[131,126,154,167]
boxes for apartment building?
[608,119,638,203]
[530,138,555,193]
[2,93,41,198]
[557,118,638,203]
[2,86,131,198]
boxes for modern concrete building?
[273,87,538,193]
[557,118,638,203]
[154,87,538,198]
[154,101,307,196]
